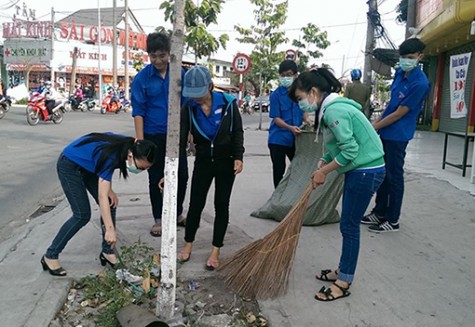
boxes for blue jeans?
[372,139,408,224]
[144,133,189,222]
[338,169,385,283]
[45,155,116,259]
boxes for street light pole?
[98,0,103,103]
[124,0,129,99]
[112,0,117,86]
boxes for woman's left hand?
[311,170,326,189]
[234,160,243,175]
[108,190,119,208]
[104,229,116,247]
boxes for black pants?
[268,143,295,188]
[185,157,235,248]
[45,99,55,115]
[144,133,189,222]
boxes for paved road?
[0,105,271,242]
[0,106,135,241]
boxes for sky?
[0,0,406,78]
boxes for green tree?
[159,0,229,61]
[396,0,408,23]
[235,0,289,96]
[292,23,330,73]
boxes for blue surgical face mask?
[399,57,418,72]
[279,76,294,88]
[298,98,319,112]
[126,158,144,174]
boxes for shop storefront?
[2,4,150,96]
[415,0,475,132]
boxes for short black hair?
[279,60,298,74]
[146,32,171,54]
[399,38,426,56]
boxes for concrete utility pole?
[69,47,78,95]
[112,0,117,86]
[406,0,417,39]
[156,0,186,321]
[363,0,377,89]
[124,0,129,99]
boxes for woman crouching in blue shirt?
[41,133,157,276]
[177,66,244,270]
[289,69,385,301]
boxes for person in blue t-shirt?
[362,38,430,233]
[131,32,189,237]
[268,60,309,188]
[177,66,244,271]
[41,133,157,276]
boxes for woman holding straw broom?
[177,66,244,270]
[289,68,385,302]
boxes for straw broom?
[218,182,314,300]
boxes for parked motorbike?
[26,92,65,125]
[0,95,12,112]
[0,96,10,119]
[81,97,96,111]
[101,93,122,114]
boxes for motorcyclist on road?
[108,85,120,109]
[36,79,46,94]
[42,81,59,118]
[75,85,84,102]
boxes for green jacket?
[320,95,384,174]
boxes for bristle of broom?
[218,183,314,300]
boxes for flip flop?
[150,224,162,237]
[205,258,219,271]
[178,252,191,263]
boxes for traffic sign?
[232,53,251,74]
[285,49,297,61]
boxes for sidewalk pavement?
[0,129,474,327]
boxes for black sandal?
[315,269,338,282]
[41,256,67,276]
[314,282,351,302]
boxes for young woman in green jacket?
[289,68,385,301]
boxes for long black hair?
[289,68,342,103]
[76,133,157,179]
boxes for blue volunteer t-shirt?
[192,91,226,140]
[131,64,186,135]
[62,133,120,182]
[268,86,304,147]
[379,66,430,142]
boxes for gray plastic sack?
[251,131,343,226]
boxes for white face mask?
[126,158,144,174]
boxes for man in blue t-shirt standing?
[268,60,308,188]
[131,32,188,237]
[362,38,430,233]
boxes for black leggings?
[185,157,236,248]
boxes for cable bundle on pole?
[218,183,314,300]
